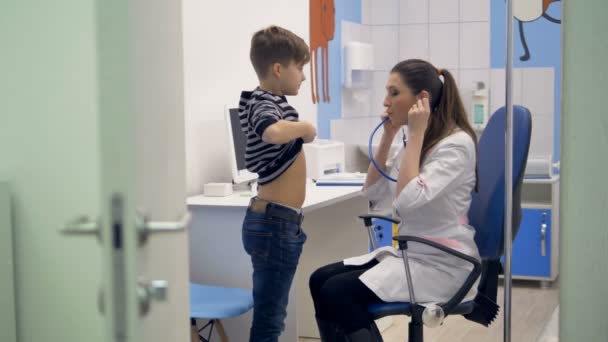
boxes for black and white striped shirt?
[238,88,303,185]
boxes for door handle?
[101,279,169,316]
[137,280,169,315]
[61,216,101,241]
[136,211,191,245]
[540,212,547,256]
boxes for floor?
[299,280,559,342]
[537,306,559,342]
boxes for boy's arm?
[262,120,316,145]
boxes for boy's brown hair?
[250,25,311,79]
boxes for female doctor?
[309,59,481,341]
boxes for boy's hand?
[301,121,317,143]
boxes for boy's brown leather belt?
[248,197,303,224]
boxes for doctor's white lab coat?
[345,131,481,303]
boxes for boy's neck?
[258,80,283,96]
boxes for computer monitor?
[225,106,258,185]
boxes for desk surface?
[187,183,364,213]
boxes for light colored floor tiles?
[537,305,559,342]
[300,280,559,342]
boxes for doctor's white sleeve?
[393,140,473,215]
[362,154,399,212]
[362,177,390,211]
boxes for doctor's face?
[383,72,417,127]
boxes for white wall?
[183,0,316,194]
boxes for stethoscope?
[369,118,407,182]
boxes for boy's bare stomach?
[257,151,306,208]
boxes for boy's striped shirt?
[238,88,303,185]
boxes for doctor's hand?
[408,97,431,137]
[380,111,401,137]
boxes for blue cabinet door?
[503,208,552,277]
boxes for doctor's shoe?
[345,323,383,342]
[316,317,347,342]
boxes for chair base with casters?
[189,283,253,342]
[368,299,478,342]
[360,215,483,342]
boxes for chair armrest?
[392,235,482,315]
[358,214,401,227]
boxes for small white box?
[303,140,346,180]
[203,183,233,197]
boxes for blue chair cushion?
[190,283,253,319]
[368,301,476,320]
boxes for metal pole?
[504,0,514,341]
[401,250,417,304]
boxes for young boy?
[238,25,316,341]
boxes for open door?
[0,1,189,341]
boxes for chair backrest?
[468,105,532,259]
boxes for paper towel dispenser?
[343,41,373,89]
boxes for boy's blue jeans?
[242,198,307,342]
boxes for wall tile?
[460,22,490,69]
[371,0,400,25]
[429,23,459,69]
[399,24,430,60]
[522,67,555,115]
[460,0,489,22]
[429,0,459,23]
[342,88,373,118]
[529,113,554,158]
[490,68,523,113]
[400,0,429,24]
[372,25,400,70]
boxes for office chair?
[359,105,532,341]
[190,283,253,342]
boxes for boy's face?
[278,61,307,96]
